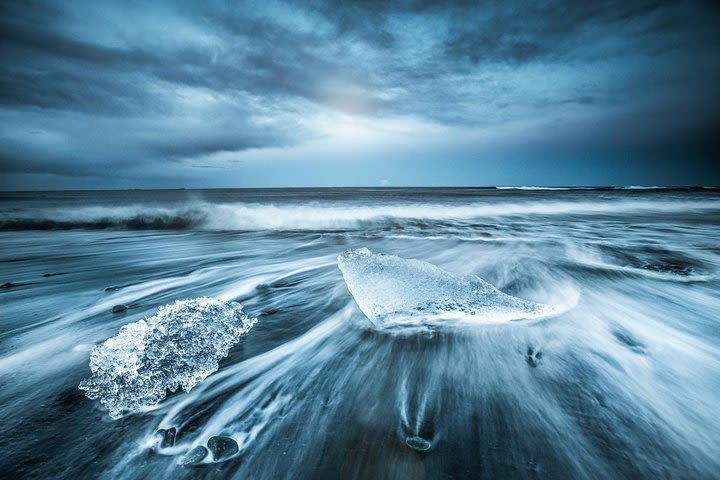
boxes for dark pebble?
[1,282,13,289]
[112,304,128,313]
[181,446,208,466]
[105,286,120,292]
[405,436,432,452]
[526,347,542,368]
[157,427,176,448]
[207,436,239,461]
[612,330,645,352]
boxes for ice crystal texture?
[337,248,555,327]
[79,297,256,418]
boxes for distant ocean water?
[1,187,719,479]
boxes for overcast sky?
[1,0,719,189]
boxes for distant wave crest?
[2,198,719,231]
[0,210,205,230]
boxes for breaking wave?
[2,198,719,231]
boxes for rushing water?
[1,187,719,479]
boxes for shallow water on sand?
[1,188,719,479]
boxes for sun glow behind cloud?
[1,0,719,188]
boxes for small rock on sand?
[207,436,239,461]
[181,446,208,466]
[157,427,176,448]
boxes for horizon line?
[2,185,719,194]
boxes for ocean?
[1,187,719,479]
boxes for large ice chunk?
[79,297,256,418]
[337,248,556,327]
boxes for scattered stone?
[112,304,128,313]
[612,330,645,352]
[526,347,542,368]
[43,273,52,277]
[181,446,208,466]
[207,436,239,461]
[105,286,120,292]
[1,282,13,289]
[405,436,432,452]
[157,427,176,448]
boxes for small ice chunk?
[79,297,256,418]
[337,248,556,327]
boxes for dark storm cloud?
[1,0,719,187]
